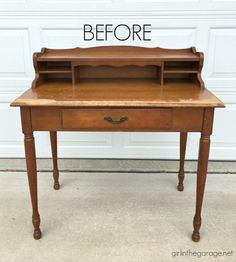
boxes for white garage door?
[0,0,235,160]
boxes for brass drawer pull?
[104,116,128,124]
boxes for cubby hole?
[164,61,198,73]
[72,65,163,85]
[47,73,72,80]
[78,65,159,78]
[39,61,72,74]
[163,73,198,84]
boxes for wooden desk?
[11,46,224,242]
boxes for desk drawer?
[62,108,172,131]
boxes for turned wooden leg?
[192,109,214,242]
[177,132,187,192]
[24,132,41,240]
[50,131,60,190]
[192,132,211,242]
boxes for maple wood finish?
[11,46,224,242]
[178,132,187,192]
[50,131,60,190]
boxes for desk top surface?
[11,79,224,108]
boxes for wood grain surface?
[11,78,224,108]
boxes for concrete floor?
[0,168,236,262]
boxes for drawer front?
[62,108,172,131]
